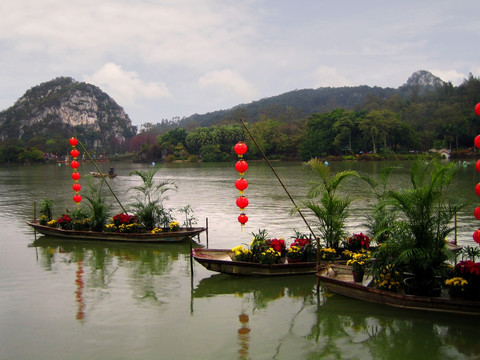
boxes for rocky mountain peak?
[0,77,136,148]
[402,70,446,88]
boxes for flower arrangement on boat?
[319,247,336,261]
[346,250,371,282]
[34,167,197,235]
[373,264,402,292]
[231,229,287,264]
[345,232,370,251]
[444,260,480,300]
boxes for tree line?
[2,74,480,164]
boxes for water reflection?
[311,290,480,359]
[31,236,195,322]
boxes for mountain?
[0,77,136,148]
[176,70,446,129]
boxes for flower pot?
[352,270,364,283]
[287,258,302,264]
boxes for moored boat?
[317,264,480,316]
[27,220,206,243]
[89,171,117,178]
[192,248,319,276]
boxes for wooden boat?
[27,220,206,243]
[192,248,318,276]
[89,171,117,178]
[317,264,480,316]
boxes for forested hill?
[174,70,445,129]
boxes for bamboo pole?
[75,138,128,214]
[239,119,317,241]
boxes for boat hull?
[317,265,480,316]
[192,248,317,276]
[27,221,206,243]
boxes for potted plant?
[294,158,360,252]
[346,250,371,283]
[381,160,464,296]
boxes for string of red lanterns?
[473,103,480,244]
[69,137,82,204]
[234,141,249,227]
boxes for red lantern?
[474,230,480,244]
[72,183,81,192]
[73,194,82,203]
[475,103,480,117]
[475,207,480,221]
[236,196,249,210]
[235,178,248,192]
[69,137,78,146]
[70,149,80,158]
[475,183,480,197]
[70,160,79,170]
[476,159,480,173]
[235,160,248,174]
[238,213,248,225]
[72,172,81,181]
[234,142,248,156]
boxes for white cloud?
[84,63,170,105]
[198,69,258,103]
[431,69,467,86]
[313,66,351,88]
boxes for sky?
[1,0,479,128]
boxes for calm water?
[1,160,479,360]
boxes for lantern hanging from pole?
[235,178,248,193]
[70,136,81,204]
[473,229,480,244]
[475,102,480,117]
[235,159,249,175]
[473,104,480,247]
[236,196,249,210]
[234,141,248,158]
[234,141,248,227]
[238,213,248,225]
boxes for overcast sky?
[1,0,479,127]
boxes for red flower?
[290,238,310,248]
[267,238,286,252]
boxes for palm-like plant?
[83,181,110,231]
[385,160,464,294]
[38,198,54,220]
[297,158,360,249]
[128,167,177,230]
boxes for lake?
[1,160,479,359]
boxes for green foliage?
[128,166,177,229]
[83,181,111,231]
[379,160,465,291]
[295,158,360,249]
[38,198,55,220]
